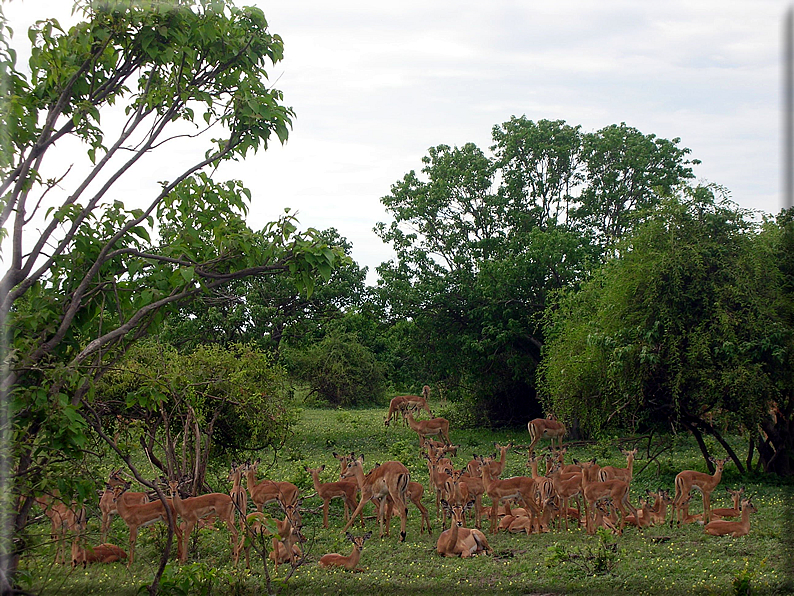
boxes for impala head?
[346,531,372,550]
[441,499,474,527]
[727,486,745,498]
[110,483,129,503]
[739,499,757,514]
[708,457,729,471]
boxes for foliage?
[374,117,693,423]
[287,331,386,407]
[161,228,364,353]
[98,341,294,483]
[0,1,346,591]
[545,527,620,577]
[540,189,793,473]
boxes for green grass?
[21,406,793,595]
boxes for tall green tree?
[161,228,365,352]
[576,123,698,249]
[541,188,792,474]
[0,2,344,591]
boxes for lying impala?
[319,532,372,571]
[710,487,745,519]
[437,500,492,557]
[704,498,757,537]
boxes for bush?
[289,332,386,407]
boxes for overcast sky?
[4,1,791,283]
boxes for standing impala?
[579,459,637,534]
[111,484,183,566]
[228,463,248,532]
[527,416,566,455]
[672,457,729,525]
[99,469,148,544]
[404,410,451,447]
[305,465,359,529]
[341,454,411,542]
[598,448,638,485]
[245,458,300,510]
[168,480,239,563]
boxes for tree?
[576,123,698,249]
[0,2,344,592]
[161,228,367,353]
[541,188,792,474]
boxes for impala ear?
[345,532,354,542]
[320,464,325,472]
[362,531,372,541]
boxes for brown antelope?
[269,500,305,574]
[424,450,452,523]
[167,480,239,563]
[704,498,757,537]
[341,455,411,541]
[483,442,512,479]
[579,459,637,534]
[527,416,566,455]
[305,465,359,529]
[35,492,84,566]
[111,484,183,566]
[710,487,746,519]
[384,392,433,427]
[228,463,248,532]
[404,410,451,447]
[598,448,638,485]
[480,460,539,534]
[71,543,127,566]
[546,463,583,531]
[672,457,729,525]
[319,532,373,571]
[426,439,460,457]
[245,458,300,510]
[466,454,484,478]
[436,500,492,557]
[98,469,149,543]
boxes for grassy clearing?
[21,406,793,595]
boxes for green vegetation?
[20,407,791,595]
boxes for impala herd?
[34,390,758,574]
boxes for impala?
[35,492,83,565]
[319,532,373,571]
[424,450,452,523]
[245,458,300,510]
[704,498,757,537]
[672,457,729,525]
[305,465,359,528]
[403,410,451,447]
[527,416,566,454]
[341,454,411,541]
[436,500,492,557]
[71,543,127,567]
[710,487,745,519]
[546,462,583,531]
[111,484,183,566]
[99,470,148,544]
[483,442,512,479]
[579,459,637,534]
[269,500,305,574]
[598,448,638,485]
[480,461,540,534]
[168,480,238,563]
[228,463,248,530]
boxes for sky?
[4,1,792,284]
